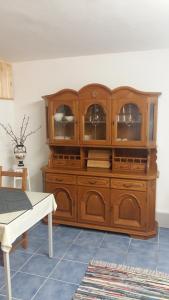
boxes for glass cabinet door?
[149,103,155,142]
[83,104,106,141]
[53,105,75,141]
[116,103,142,142]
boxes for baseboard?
[156,212,169,228]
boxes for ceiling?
[0,0,169,62]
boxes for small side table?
[13,168,31,191]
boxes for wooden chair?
[0,166,28,263]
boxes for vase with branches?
[0,115,41,167]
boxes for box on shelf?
[87,149,111,168]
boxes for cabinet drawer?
[46,173,76,185]
[111,179,146,191]
[78,176,110,188]
[52,159,81,169]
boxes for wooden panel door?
[78,186,110,226]
[111,189,147,230]
[45,182,76,221]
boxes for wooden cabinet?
[0,61,13,99]
[42,84,161,239]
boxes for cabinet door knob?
[123,183,133,188]
[55,178,63,182]
[88,180,97,184]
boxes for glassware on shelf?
[86,105,106,124]
[64,116,74,122]
[54,113,64,122]
[54,105,75,140]
[117,104,141,127]
[116,103,142,141]
[84,104,106,140]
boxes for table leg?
[3,251,12,300]
[48,212,53,258]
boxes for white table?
[0,191,56,300]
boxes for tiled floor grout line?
[1,225,168,300]
[54,258,88,265]
[0,293,21,300]
[30,228,84,300]
[0,245,42,295]
[48,278,79,286]
[0,227,83,299]
[124,237,132,265]
[89,232,107,262]
[97,232,106,248]
[155,232,160,272]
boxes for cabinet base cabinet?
[43,171,157,239]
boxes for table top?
[0,191,50,225]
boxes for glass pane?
[149,103,154,141]
[54,105,75,140]
[84,104,106,140]
[117,103,142,141]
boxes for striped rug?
[73,260,169,299]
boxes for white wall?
[12,49,169,219]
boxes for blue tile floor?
[0,223,169,299]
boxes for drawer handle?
[54,178,63,182]
[88,180,97,184]
[123,183,141,188]
[123,183,134,188]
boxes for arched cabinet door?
[44,89,79,145]
[112,100,146,146]
[111,87,160,147]
[45,183,76,221]
[79,84,111,145]
[78,186,110,225]
[111,189,146,230]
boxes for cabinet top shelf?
[42,165,157,180]
[42,84,161,100]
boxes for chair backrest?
[0,166,27,191]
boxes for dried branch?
[20,115,26,142]
[0,115,41,146]
[0,122,18,144]
[21,126,41,144]
[7,124,19,142]
[21,116,29,142]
